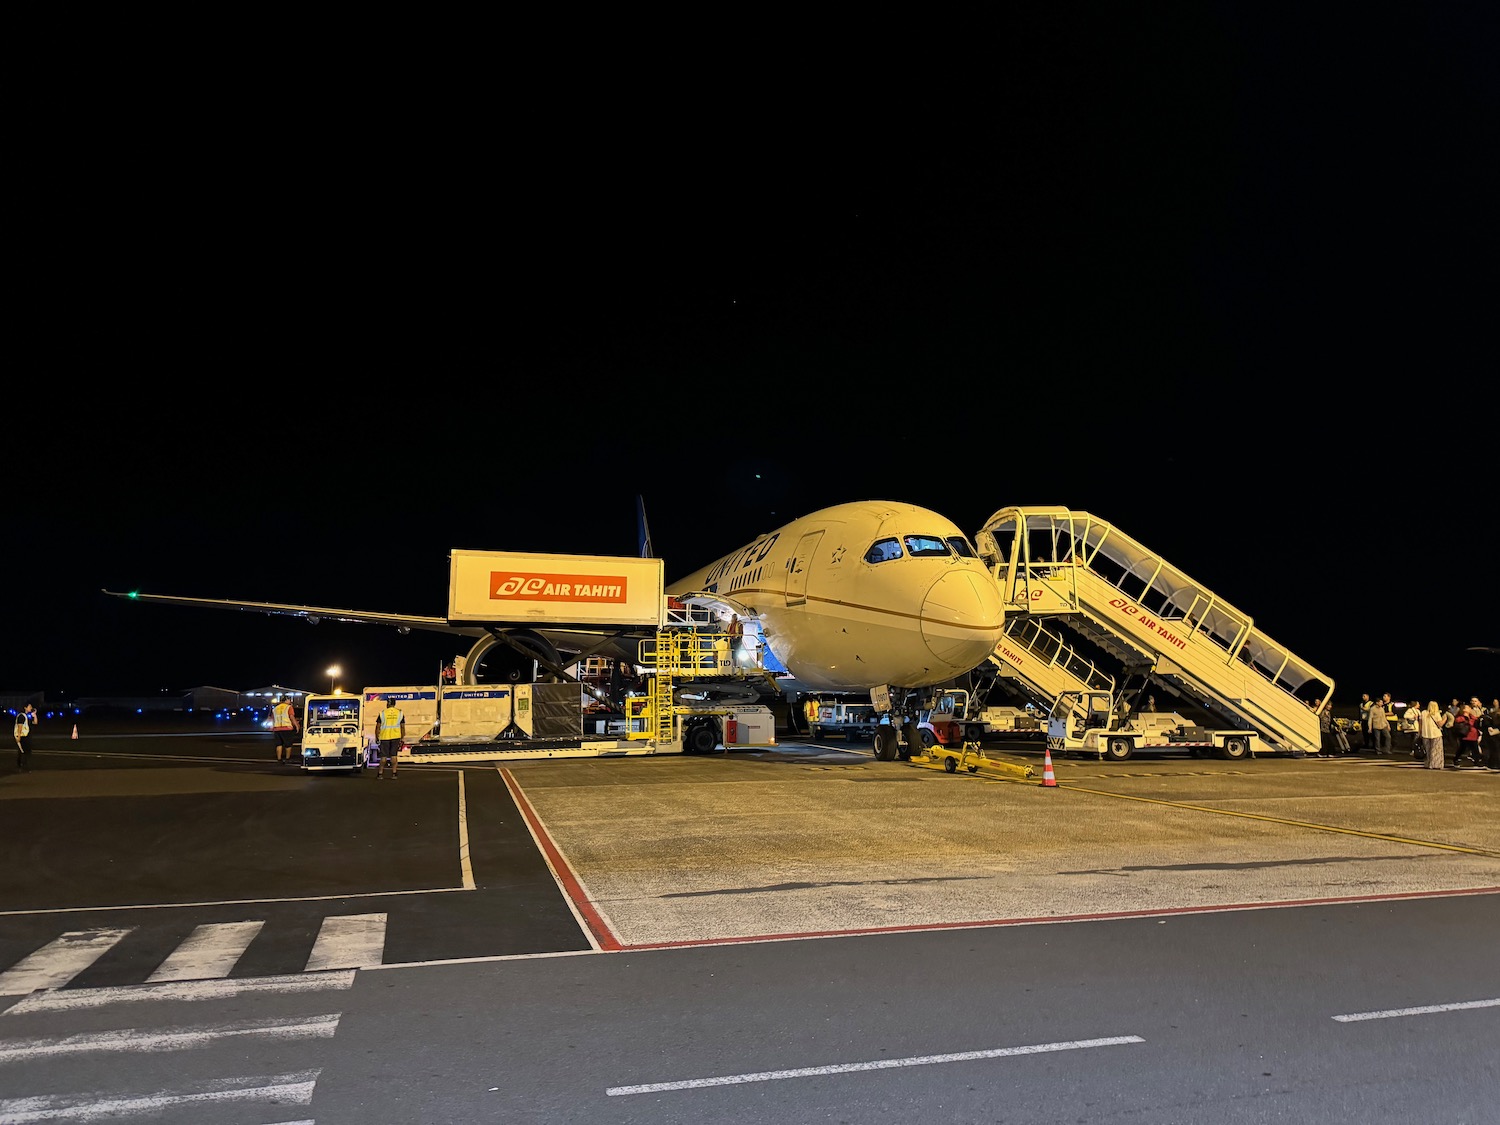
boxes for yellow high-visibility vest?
[377,707,404,740]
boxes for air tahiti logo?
[490,572,628,603]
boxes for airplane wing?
[101,589,488,638]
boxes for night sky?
[12,9,1495,706]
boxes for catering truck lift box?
[300,694,368,774]
[447,550,665,627]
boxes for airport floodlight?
[327,665,341,694]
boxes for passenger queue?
[1321,693,1500,771]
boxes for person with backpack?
[12,703,38,772]
[1454,704,1483,767]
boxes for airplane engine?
[462,630,562,685]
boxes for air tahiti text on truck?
[489,573,630,603]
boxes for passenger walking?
[1401,699,1423,757]
[1358,693,1375,749]
[12,703,38,772]
[1455,704,1483,767]
[270,695,300,763]
[1317,703,1335,754]
[1368,696,1392,756]
[1418,700,1446,769]
[1483,698,1500,771]
[1440,705,1461,768]
[375,697,405,780]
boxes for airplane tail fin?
[636,495,654,558]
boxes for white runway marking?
[5,970,355,1014]
[1332,997,1500,1022]
[0,930,130,996]
[605,1035,1145,1095]
[145,920,264,982]
[0,1014,340,1062]
[0,1068,318,1123]
[457,770,475,890]
[304,913,386,971]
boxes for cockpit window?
[945,535,977,558]
[903,534,953,558]
[864,537,903,564]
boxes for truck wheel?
[874,727,900,761]
[943,755,957,773]
[1220,736,1250,761]
[1105,738,1133,762]
[685,722,719,755]
[920,728,937,748]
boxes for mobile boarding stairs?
[974,507,1333,756]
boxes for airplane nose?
[920,569,1005,670]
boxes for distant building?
[237,685,311,713]
[0,690,46,716]
[15,685,313,717]
[72,692,189,714]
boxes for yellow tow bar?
[915,742,1035,780]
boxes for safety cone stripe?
[1041,746,1058,787]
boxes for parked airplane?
[105,500,1006,759]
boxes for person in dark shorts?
[375,697,405,779]
[270,695,300,763]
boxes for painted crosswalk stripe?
[305,912,387,971]
[0,1068,319,1123]
[5,970,356,1015]
[0,930,131,997]
[0,1014,340,1062]
[146,920,264,983]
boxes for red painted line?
[614,885,1500,951]
[499,769,623,952]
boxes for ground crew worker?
[376,697,405,780]
[804,697,821,734]
[726,615,744,668]
[271,695,300,763]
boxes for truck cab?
[300,694,369,774]
[810,699,882,742]
[918,689,1045,747]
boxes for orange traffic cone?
[71,724,79,740]
[1041,744,1057,787]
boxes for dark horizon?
[10,9,1494,708]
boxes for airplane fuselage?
[667,501,1005,691]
